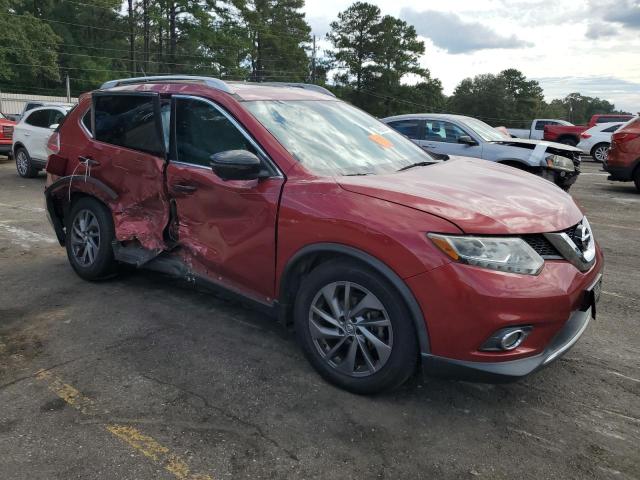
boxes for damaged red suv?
[45,76,603,394]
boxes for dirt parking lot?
[0,157,638,480]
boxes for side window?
[174,97,256,167]
[49,110,65,127]
[82,108,92,135]
[25,110,51,128]
[387,120,423,140]
[602,125,620,133]
[94,94,164,156]
[535,120,556,130]
[425,121,467,143]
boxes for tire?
[15,147,39,178]
[590,143,609,163]
[294,260,418,394]
[634,167,640,192]
[65,197,117,281]
[558,136,578,147]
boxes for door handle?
[78,156,100,167]
[24,133,31,136]
[173,184,197,194]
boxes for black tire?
[558,136,578,147]
[65,197,117,281]
[294,260,418,394]
[590,143,609,163]
[15,147,39,178]
[634,166,640,192]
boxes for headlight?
[428,234,544,275]
[545,154,575,172]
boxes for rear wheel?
[294,260,418,394]
[15,147,39,178]
[590,143,609,163]
[65,197,117,281]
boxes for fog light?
[500,329,526,350]
[480,326,532,351]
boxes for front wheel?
[294,260,418,394]
[590,143,609,163]
[65,197,117,281]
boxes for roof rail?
[258,82,335,97]
[100,75,231,93]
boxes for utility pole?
[65,75,70,103]
[311,34,317,83]
[128,0,135,75]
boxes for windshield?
[460,117,507,142]
[244,100,435,176]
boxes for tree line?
[0,0,630,125]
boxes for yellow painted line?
[35,369,214,480]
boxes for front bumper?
[421,305,592,382]
[539,166,579,188]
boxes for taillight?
[580,132,591,139]
[1,125,13,140]
[47,132,60,154]
[612,132,640,143]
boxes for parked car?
[576,122,624,162]
[16,101,74,121]
[507,119,572,140]
[544,114,634,146]
[0,112,16,158]
[12,104,72,178]
[382,113,582,190]
[44,76,603,394]
[603,116,640,191]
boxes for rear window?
[387,119,422,140]
[94,94,164,156]
[596,116,632,124]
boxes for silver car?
[382,114,582,190]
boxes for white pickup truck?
[507,119,573,140]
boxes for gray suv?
[382,114,581,190]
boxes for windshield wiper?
[397,161,433,172]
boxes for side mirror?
[49,123,59,130]
[458,135,477,146]
[210,150,266,181]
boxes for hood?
[490,137,582,153]
[337,158,583,235]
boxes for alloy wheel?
[308,281,393,377]
[70,209,100,267]
[16,151,28,176]
[593,145,608,162]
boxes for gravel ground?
[0,157,638,480]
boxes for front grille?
[523,223,580,259]
[523,235,561,258]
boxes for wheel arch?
[45,175,118,246]
[498,159,535,172]
[12,142,26,155]
[278,243,431,354]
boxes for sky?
[303,0,640,113]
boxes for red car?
[44,76,603,393]
[0,112,16,157]
[604,116,640,191]
[544,114,634,146]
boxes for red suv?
[44,76,603,394]
[0,112,16,157]
[604,116,640,191]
